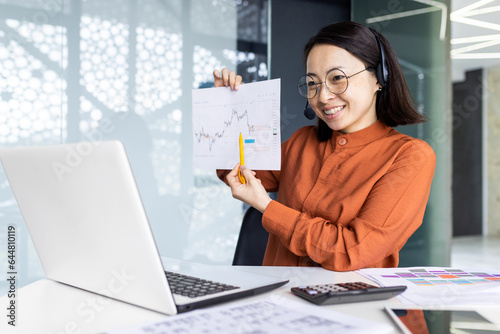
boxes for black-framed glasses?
[297,68,369,99]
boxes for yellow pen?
[238,132,246,184]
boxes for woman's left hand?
[226,164,272,213]
[213,68,242,91]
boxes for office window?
[0,0,269,289]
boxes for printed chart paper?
[358,267,500,306]
[192,79,281,170]
[107,299,393,334]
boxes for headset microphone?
[304,101,316,120]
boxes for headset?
[303,27,389,120]
[304,101,315,120]
[370,28,389,89]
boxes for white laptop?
[0,140,288,315]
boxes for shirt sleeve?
[261,139,436,271]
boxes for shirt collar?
[330,120,392,148]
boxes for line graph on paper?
[192,79,281,170]
[194,108,250,152]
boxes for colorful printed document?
[358,267,500,306]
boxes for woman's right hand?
[226,163,272,213]
[213,68,242,91]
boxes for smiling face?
[306,44,381,134]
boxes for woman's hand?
[226,164,272,213]
[213,68,242,91]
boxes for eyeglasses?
[297,68,369,99]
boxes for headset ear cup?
[379,48,389,88]
[376,63,388,88]
[376,64,385,88]
[371,29,389,88]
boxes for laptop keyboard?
[165,271,240,298]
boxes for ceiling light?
[451,39,500,55]
[452,34,500,44]
[451,0,494,18]
[452,16,500,31]
[450,0,500,59]
[452,52,500,59]
[460,5,500,16]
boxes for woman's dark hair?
[303,21,425,141]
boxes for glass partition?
[352,0,452,266]
[0,0,270,289]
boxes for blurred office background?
[0,0,499,290]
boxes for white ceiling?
[451,0,500,82]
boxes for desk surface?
[1,266,500,333]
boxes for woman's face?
[306,44,380,134]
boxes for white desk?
[1,266,499,333]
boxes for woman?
[214,21,435,271]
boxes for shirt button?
[338,138,347,146]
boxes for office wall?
[486,66,500,236]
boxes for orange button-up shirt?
[220,120,436,271]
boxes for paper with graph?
[192,79,281,170]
